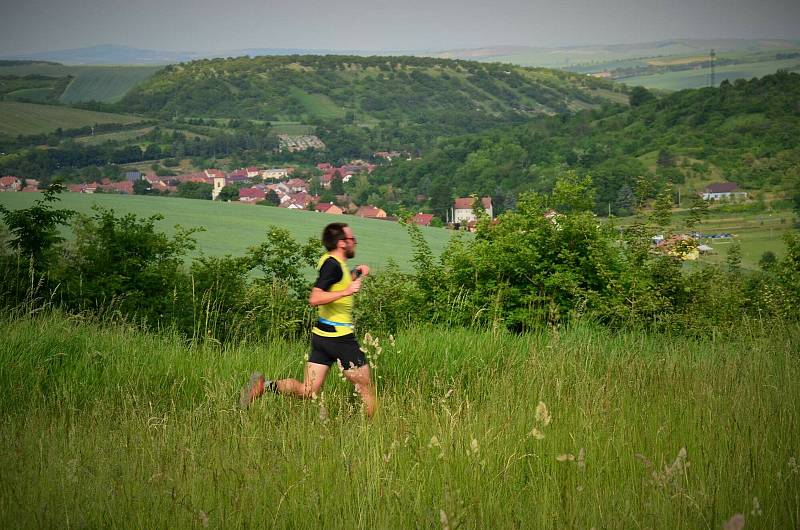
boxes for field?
[0,63,162,103]
[610,208,795,270]
[622,57,800,90]
[1,311,798,528]
[0,101,145,136]
[288,87,345,120]
[268,121,316,135]
[0,192,455,273]
[3,87,54,102]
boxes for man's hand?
[353,264,370,278]
[348,277,362,295]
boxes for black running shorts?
[309,333,367,370]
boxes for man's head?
[322,222,357,258]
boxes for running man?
[240,222,377,417]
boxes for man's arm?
[308,279,361,307]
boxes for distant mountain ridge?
[0,44,361,65]
[6,39,800,67]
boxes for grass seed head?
[723,513,745,530]
[535,401,551,426]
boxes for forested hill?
[369,71,800,216]
[119,55,621,123]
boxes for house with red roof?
[21,179,40,192]
[204,169,226,180]
[451,197,493,223]
[702,182,747,201]
[315,202,343,215]
[286,178,308,192]
[355,205,387,219]
[239,187,266,203]
[228,168,249,181]
[410,213,435,226]
[0,176,22,192]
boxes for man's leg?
[342,364,377,418]
[240,362,329,408]
[276,362,330,399]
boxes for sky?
[1,0,799,54]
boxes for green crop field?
[0,192,456,273]
[0,63,162,103]
[4,87,53,102]
[0,101,144,135]
[1,312,798,528]
[288,87,345,120]
[622,57,800,90]
[268,121,316,135]
[73,126,155,145]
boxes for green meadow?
[0,311,797,528]
[0,192,455,272]
[0,101,144,136]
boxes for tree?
[657,149,675,168]
[429,178,453,221]
[651,185,674,228]
[217,185,240,201]
[727,240,742,275]
[133,179,152,195]
[552,171,595,213]
[685,194,709,229]
[330,173,345,195]
[0,184,75,269]
[265,189,280,206]
[629,86,655,107]
[177,181,213,200]
[613,185,635,217]
[759,251,777,272]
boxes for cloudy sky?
[1,0,799,53]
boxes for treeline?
[1,179,798,345]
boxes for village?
[0,160,501,229]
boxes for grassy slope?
[0,101,144,135]
[0,192,455,272]
[1,312,797,528]
[0,64,162,103]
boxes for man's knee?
[343,365,372,388]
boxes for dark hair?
[322,222,349,251]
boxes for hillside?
[119,55,621,122]
[368,71,800,216]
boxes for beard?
[345,247,355,259]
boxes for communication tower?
[709,49,716,87]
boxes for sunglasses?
[344,237,358,244]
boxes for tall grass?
[1,312,798,528]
